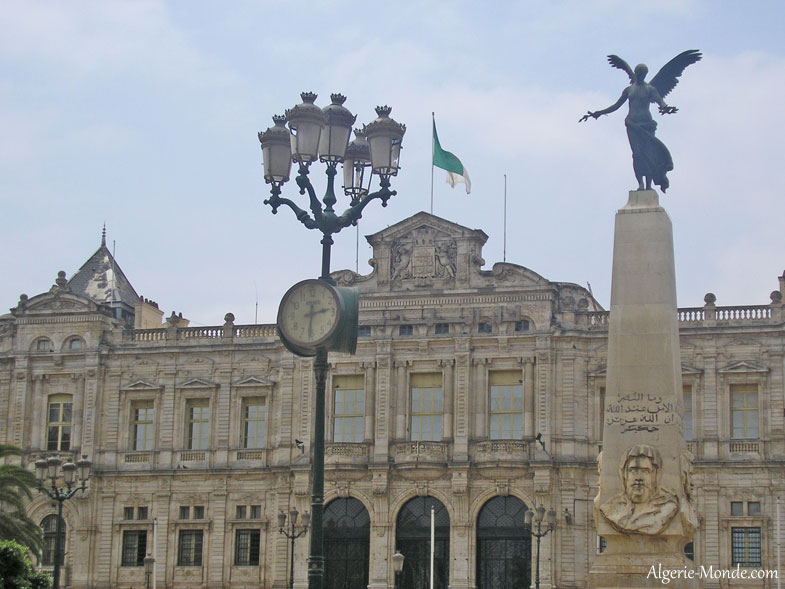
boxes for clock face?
[278,280,340,347]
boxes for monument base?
[591,534,699,588]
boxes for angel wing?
[607,54,633,82]
[649,50,702,98]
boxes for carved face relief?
[625,456,656,504]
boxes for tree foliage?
[0,540,51,589]
[0,446,43,557]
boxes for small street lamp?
[279,508,311,589]
[524,505,557,589]
[143,554,155,589]
[392,549,405,589]
[34,455,91,589]
[259,92,404,589]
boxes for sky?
[2,1,784,326]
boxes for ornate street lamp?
[524,505,557,589]
[144,554,155,589]
[258,92,404,589]
[279,508,311,589]
[34,456,91,589]
[392,549,405,589]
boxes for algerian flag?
[433,119,471,194]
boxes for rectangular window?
[477,322,492,334]
[435,323,449,335]
[236,505,247,520]
[137,506,148,521]
[47,395,72,451]
[731,501,744,516]
[731,384,759,439]
[748,502,761,516]
[121,530,147,566]
[124,506,135,521]
[489,370,523,440]
[177,530,204,566]
[179,506,190,520]
[186,399,210,450]
[399,324,413,336]
[410,373,443,441]
[250,505,261,519]
[515,320,530,332]
[333,375,365,443]
[683,385,693,440]
[242,399,266,449]
[132,400,155,451]
[193,506,205,519]
[731,527,762,567]
[234,529,261,566]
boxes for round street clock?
[277,279,359,357]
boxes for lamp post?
[279,508,311,589]
[392,549,405,589]
[143,554,155,589]
[259,92,405,589]
[523,505,556,589]
[34,456,91,589]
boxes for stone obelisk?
[589,190,698,588]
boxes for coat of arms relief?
[390,225,457,284]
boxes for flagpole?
[503,174,507,263]
[430,112,435,214]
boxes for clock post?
[258,92,405,589]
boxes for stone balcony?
[470,440,531,479]
[392,441,449,481]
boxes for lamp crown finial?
[330,93,347,105]
[375,105,392,117]
[300,91,318,104]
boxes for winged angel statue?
[580,50,702,193]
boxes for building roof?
[67,228,139,309]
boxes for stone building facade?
[1,211,784,588]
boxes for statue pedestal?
[589,190,699,588]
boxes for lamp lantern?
[34,459,48,483]
[319,94,356,163]
[301,511,311,529]
[547,507,557,528]
[259,115,293,186]
[524,508,533,527]
[76,456,91,484]
[362,106,406,178]
[46,456,61,480]
[392,550,405,573]
[144,554,155,575]
[278,511,287,530]
[343,129,372,203]
[61,462,77,486]
[536,504,546,523]
[286,92,326,165]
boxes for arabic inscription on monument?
[605,391,675,434]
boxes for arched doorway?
[476,496,530,589]
[323,497,370,589]
[396,496,449,589]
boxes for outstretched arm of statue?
[579,88,628,122]
[651,87,678,115]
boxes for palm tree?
[0,444,43,557]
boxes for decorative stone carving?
[599,445,678,535]
[389,227,457,285]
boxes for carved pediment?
[718,360,769,374]
[121,379,162,391]
[233,376,274,387]
[14,292,104,317]
[681,363,704,375]
[486,263,549,288]
[178,377,217,389]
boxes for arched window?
[41,515,66,566]
[34,338,53,352]
[476,496,530,589]
[396,496,449,589]
[66,337,83,351]
[323,498,370,589]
